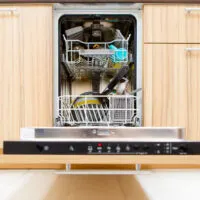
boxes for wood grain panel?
[143,44,188,131]
[0,163,200,169]
[70,164,200,169]
[18,5,53,127]
[1,155,200,165]
[144,44,200,140]
[0,164,65,169]
[187,47,200,140]
[144,4,200,43]
[0,5,53,148]
[0,7,21,148]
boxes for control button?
[43,145,49,151]
[97,146,102,150]
[97,146,102,153]
[125,145,131,151]
[98,143,102,147]
[156,150,161,154]
[88,146,93,151]
[69,145,75,152]
[107,146,112,151]
[172,146,179,150]
[116,146,121,152]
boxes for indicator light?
[98,143,102,147]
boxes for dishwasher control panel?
[3,141,200,155]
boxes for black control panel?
[3,141,200,155]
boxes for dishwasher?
[4,4,200,160]
[54,3,142,128]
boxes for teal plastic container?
[109,44,128,63]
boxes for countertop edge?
[0,155,199,165]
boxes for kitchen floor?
[1,170,200,200]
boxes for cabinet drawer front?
[144,5,200,43]
[144,44,200,140]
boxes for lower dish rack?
[57,95,141,127]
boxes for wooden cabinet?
[0,5,53,148]
[144,4,200,43]
[144,4,200,140]
[144,44,200,140]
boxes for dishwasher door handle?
[0,8,17,14]
[185,7,200,13]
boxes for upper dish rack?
[63,30,131,79]
[57,94,141,127]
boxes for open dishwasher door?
[6,127,200,155]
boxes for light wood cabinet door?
[144,4,200,43]
[0,5,53,148]
[144,44,200,140]
[0,6,21,147]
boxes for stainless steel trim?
[54,3,143,11]
[20,127,185,141]
[185,8,200,13]
[186,47,200,51]
[53,10,59,121]
[0,8,17,12]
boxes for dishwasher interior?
[56,13,142,127]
